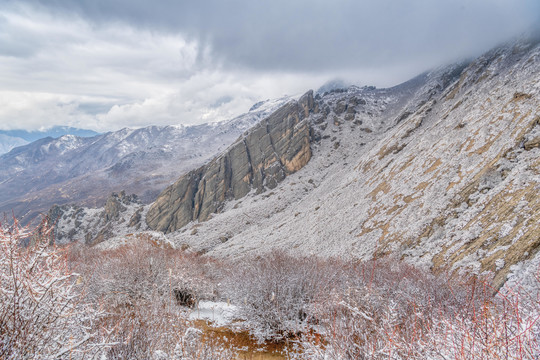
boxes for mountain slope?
[0,134,28,155]
[159,38,540,288]
[0,97,288,222]
[0,127,99,150]
[48,37,540,289]
[146,91,315,233]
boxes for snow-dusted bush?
[222,250,344,341]
[0,219,100,359]
[296,259,540,359]
[71,239,219,308]
[69,239,234,359]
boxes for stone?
[334,100,347,114]
[524,137,540,150]
[146,91,317,233]
[102,191,138,222]
[128,207,144,229]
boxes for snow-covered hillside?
[0,134,28,155]
[50,37,540,290]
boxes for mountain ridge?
[0,97,289,222]
[43,37,540,289]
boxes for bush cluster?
[2,218,539,359]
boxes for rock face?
[102,191,138,222]
[146,91,316,233]
[45,191,143,245]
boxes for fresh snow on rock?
[50,38,540,290]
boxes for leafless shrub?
[0,219,101,359]
[222,250,345,341]
[296,258,540,359]
[68,239,234,359]
[69,239,219,308]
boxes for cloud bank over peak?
[0,0,538,131]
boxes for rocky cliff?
[146,91,316,233]
[46,191,144,245]
[157,37,540,289]
[42,37,540,289]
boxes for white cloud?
[0,5,333,132]
[0,1,537,132]
[0,5,325,131]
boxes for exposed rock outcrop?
[44,191,142,245]
[102,191,138,222]
[146,91,317,233]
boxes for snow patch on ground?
[189,301,239,327]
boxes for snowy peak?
[0,97,289,223]
[0,134,28,155]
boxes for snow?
[189,301,239,327]
[0,134,28,155]
[40,39,540,296]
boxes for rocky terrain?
[146,91,314,232]
[48,37,540,289]
[0,97,288,223]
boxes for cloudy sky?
[0,0,538,132]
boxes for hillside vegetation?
[1,222,539,359]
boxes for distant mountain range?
[0,134,28,155]
[0,127,100,155]
[0,98,289,222]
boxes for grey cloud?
[0,0,538,132]
[0,14,39,57]
[8,0,540,72]
[210,95,233,109]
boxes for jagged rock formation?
[46,191,145,245]
[102,191,138,222]
[146,91,316,233]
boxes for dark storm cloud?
[9,0,540,72]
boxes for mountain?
[48,37,540,289]
[0,126,99,155]
[0,97,289,223]
[0,126,99,143]
[0,134,28,155]
[146,91,314,232]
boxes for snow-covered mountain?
[0,126,99,145]
[0,134,28,155]
[0,97,289,222]
[49,36,540,289]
